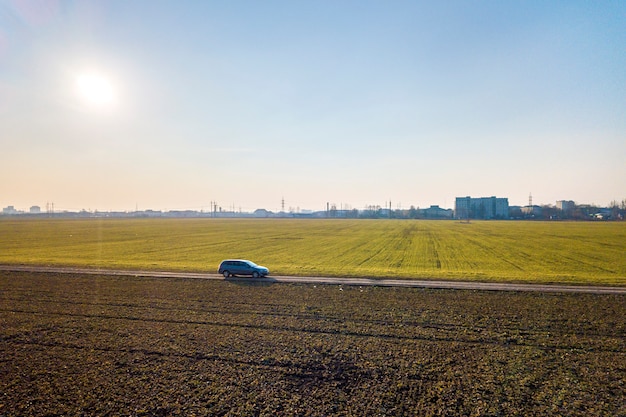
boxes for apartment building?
[455,196,509,220]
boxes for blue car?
[218,259,269,278]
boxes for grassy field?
[0,271,624,416]
[0,218,624,285]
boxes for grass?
[1,270,624,416]
[0,218,624,285]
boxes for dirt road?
[1,265,624,294]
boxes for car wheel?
[252,271,260,278]
[223,271,230,278]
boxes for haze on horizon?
[1,1,624,213]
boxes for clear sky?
[1,1,624,212]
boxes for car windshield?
[244,260,258,267]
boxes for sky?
[1,0,624,213]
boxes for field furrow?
[1,271,624,416]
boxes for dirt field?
[1,271,624,416]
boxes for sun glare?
[75,72,115,108]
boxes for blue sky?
[1,1,624,212]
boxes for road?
[1,265,625,294]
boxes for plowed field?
[1,271,624,416]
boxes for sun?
[75,72,115,108]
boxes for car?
[218,259,269,278]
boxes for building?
[521,205,542,218]
[556,200,576,213]
[2,206,18,215]
[30,206,41,214]
[455,196,509,220]
[422,205,453,219]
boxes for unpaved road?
[1,265,624,294]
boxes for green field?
[0,218,624,285]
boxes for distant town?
[2,196,625,221]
